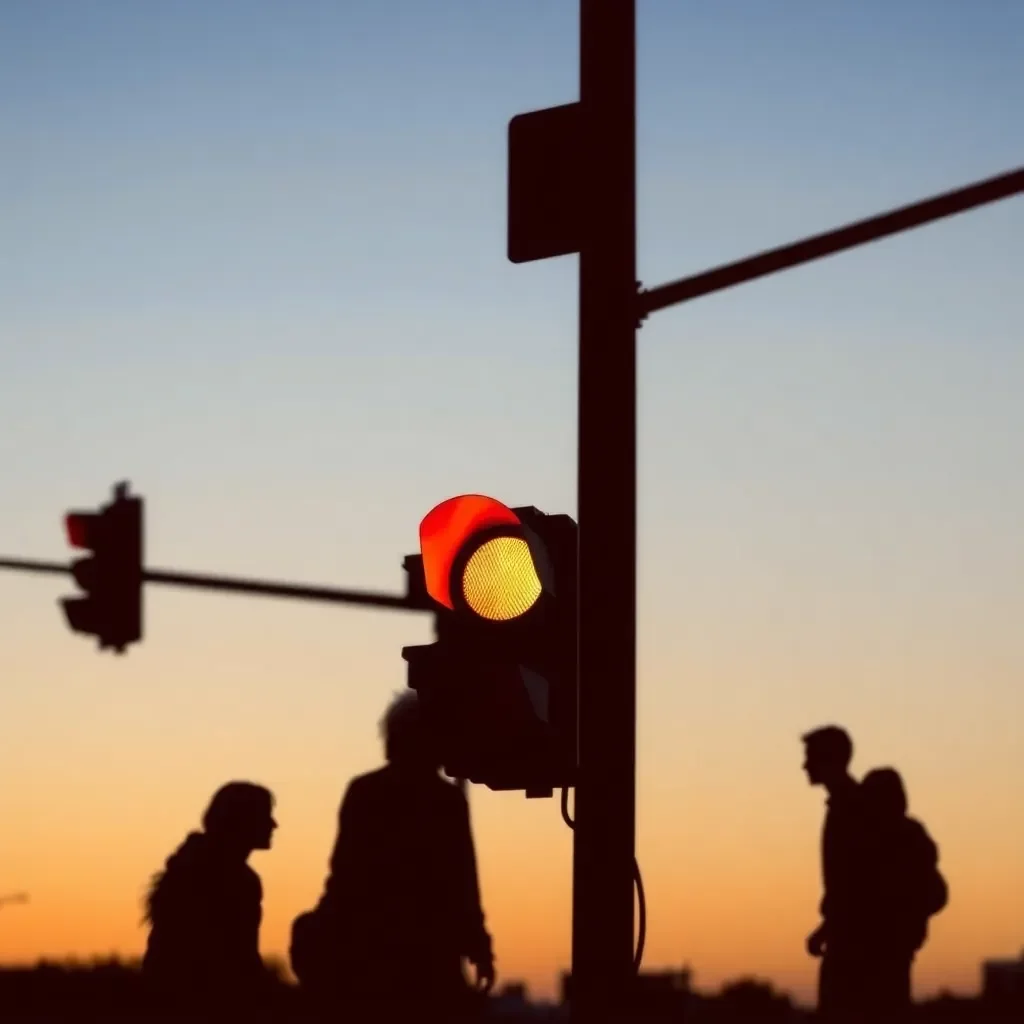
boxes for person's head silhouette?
[860,767,908,821]
[381,691,439,772]
[144,781,277,929]
[801,725,854,790]
[202,781,277,856]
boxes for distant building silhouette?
[983,949,1024,1009]
[562,967,692,1019]
[499,981,529,1003]
[717,978,795,1022]
[490,981,561,1019]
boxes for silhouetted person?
[142,781,277,1020]
[802,725,867,1021]
[858,767,948,1020]
[313,691,495,1022]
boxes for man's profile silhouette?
[311,691,494,1022]
[802,725,866,1021]
[142,781,278,1020]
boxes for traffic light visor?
[65,512,98,549]
[460,535,542,621]
[419,494,523,610]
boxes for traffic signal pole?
[572,1,637,1019]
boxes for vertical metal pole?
[572,1,637,1020]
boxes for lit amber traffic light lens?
[461,536,541,621]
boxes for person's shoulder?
[345,766,390,795]
[336,768,390,818]
[242,863,263,897]
[828,776,862,809]
[352,765,390,785]
[904,816,936,850]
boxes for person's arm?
[909,822,946,916]
[812,805,855,952]
[247,875,267,974]
[454,791,494,987]
[816,818,832,931]
[320,781,370,929]
[822,797,865,927]
[323,785,355,896]
[214,870,272,1015]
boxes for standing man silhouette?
[314,691,495,1022]
[802,725,866,1021]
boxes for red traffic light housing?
[60,481,144,654]
[418,494,524,611]
[418,494,559,626]
[65,512,99,550]
[404,494,577,796]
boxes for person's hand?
[472,956,496,994]
[806,923,827,958]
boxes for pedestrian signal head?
[419,494,544,621]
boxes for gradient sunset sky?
[2,0,1023,1006]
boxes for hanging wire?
[559,786,646,971]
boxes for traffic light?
[61,481,143,653]
[402,494,578,796]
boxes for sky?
[1,0,1023,1006]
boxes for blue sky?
[3,0,1021,578]
[1,0,1022,1000]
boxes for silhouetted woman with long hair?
[859,767,947,1021]
[142,781,278,1020]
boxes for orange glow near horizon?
[1,555,1023,1007]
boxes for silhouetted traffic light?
[61,481,143,653]
[402,494,578,796]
